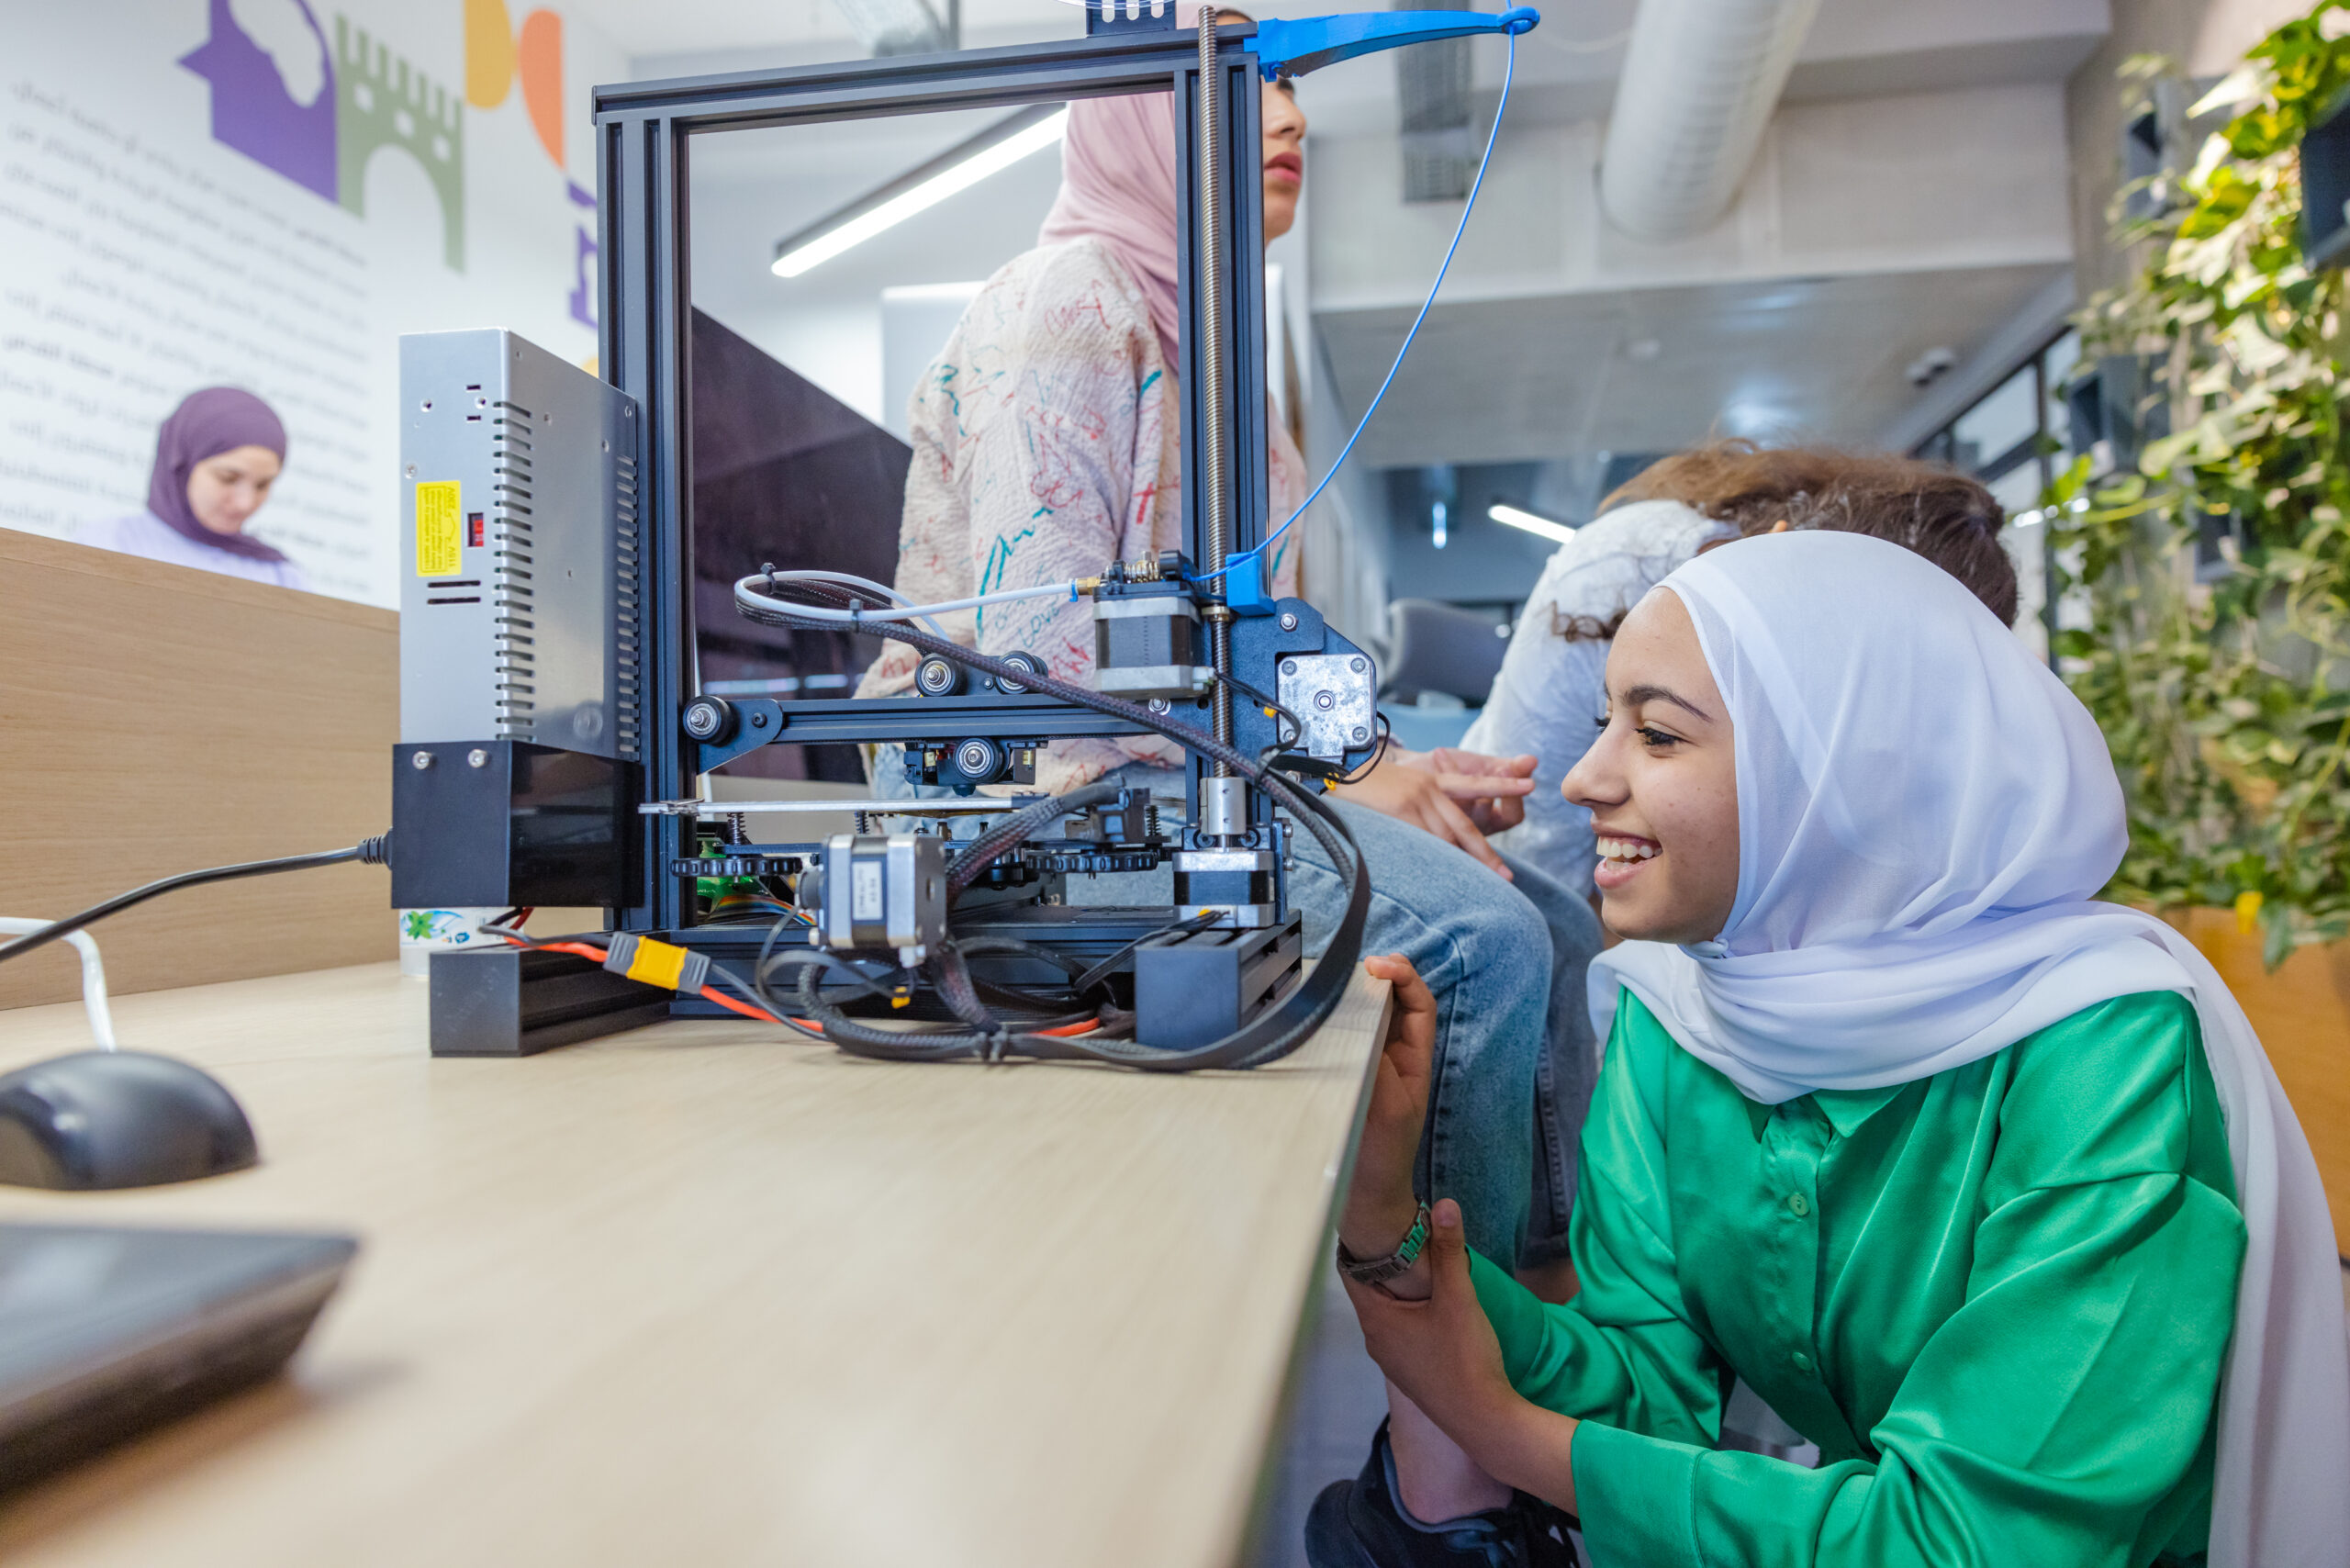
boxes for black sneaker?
[1303,1420,1575,1568]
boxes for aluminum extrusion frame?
[593,21,1274,935]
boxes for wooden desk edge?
[1230,975,1394,1566]
[0,531,397,630]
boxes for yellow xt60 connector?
[602,932,711,994]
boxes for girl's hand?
[1345,1200,1584,1515]
[1342,956,1437,1271]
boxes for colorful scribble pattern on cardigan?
[857,237,1304,793]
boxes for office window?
[1951,368,2040,480]
[2042,330,2081,454]
[1913,329,2082,660]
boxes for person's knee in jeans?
[1287,802,1550,1265]
[1494,855,1604,1284]
[1405,869,1549,1265]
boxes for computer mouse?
[0,1052,259,1191]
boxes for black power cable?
[1070,911,1219,998]
[1221,668,1305,752]
[0,836,393,968]
[737,580,1371,1072]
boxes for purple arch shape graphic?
[179,0,338,203]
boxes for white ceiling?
[573,0,1087,74]
[689,106,1069,313]
[1317,263,2073,468]
[616,0,2107,473]
[688,102,1072,421]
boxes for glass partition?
[1913,328,2083,661]
[686,103,1094,780]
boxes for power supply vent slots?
[492,404,539,738]
[614,448,643,761]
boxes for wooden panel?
[0,963,1389,1568]
[0,532,398,1008]
[2172,908,2350,1256]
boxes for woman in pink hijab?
[1040,52,1301,392]
[867,15,1532,861]
[859,20,1310,780]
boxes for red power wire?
[699,984,806,1026]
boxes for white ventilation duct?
[831,0,957,56]
[1597,0,1821,242]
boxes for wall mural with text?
[0,0,622,604]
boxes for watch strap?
[1336,1201,1432,1286]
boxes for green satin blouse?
[1469,989,2245,1567]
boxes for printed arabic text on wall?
[0,0,622,605]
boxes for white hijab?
[1588,532,2349,1568]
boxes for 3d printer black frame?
[592,18,1281,936]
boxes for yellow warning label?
[415,481,461,577]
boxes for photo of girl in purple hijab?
[78,387,308,591]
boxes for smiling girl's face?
[1562,588,1741,944]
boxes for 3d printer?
[387,4,1539,1067]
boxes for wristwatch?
[1336,1201,1432,1287]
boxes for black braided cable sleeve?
[934,937,1113,1036]
[943,779,1127,898]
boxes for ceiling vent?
[1395,0,1473,202]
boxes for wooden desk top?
[0,963,1388,1567]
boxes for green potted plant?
[2060,2,2350,1247]
[2060,3,2350,969]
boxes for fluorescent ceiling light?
[881,281,988,302]
[774,105,1068,280]
[1489,503,1576,544]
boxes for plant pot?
[2163,907,2350,1256]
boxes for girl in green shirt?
[1322,532,2349,1568]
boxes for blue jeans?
[1494,846,1605,1269]
[1287,801,1600,1269]
[868,753,1604,1268]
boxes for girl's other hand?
[1411,746,1540,835]
[1342,956,1438,1278]
[1332,748,1534,878]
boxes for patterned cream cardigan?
[859,237,1304,792]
